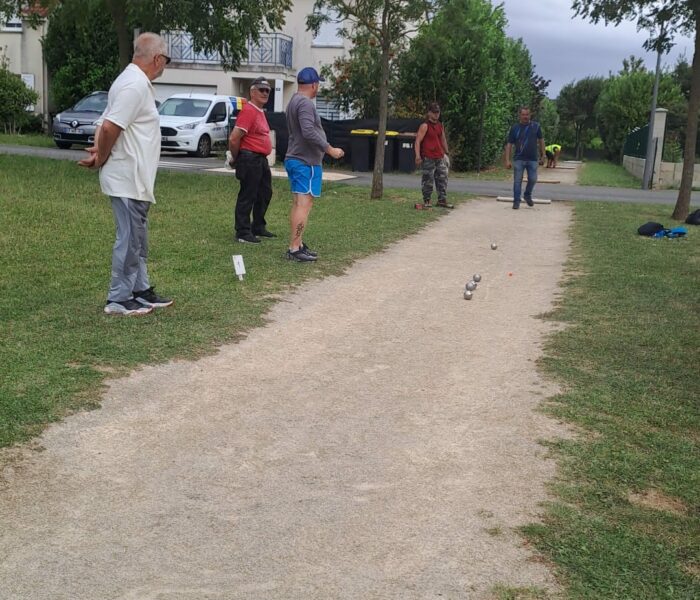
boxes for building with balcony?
[1,1,349,122]
[154,0,350,116]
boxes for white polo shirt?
[98,64,160,203]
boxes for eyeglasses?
[255,88,271,94]
[158,54,172,65]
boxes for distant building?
[0,12,49,118]
[0,2,350,123]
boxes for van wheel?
[55,141,72,149]
[194,135,211,158]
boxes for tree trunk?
[106,0,132,70]
[371,5,391,200]
[673,13,700,221]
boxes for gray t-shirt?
[285,93,328,166]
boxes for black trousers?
[234,151,272,237]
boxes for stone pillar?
[274,79,284,112]
[651,108,668,189]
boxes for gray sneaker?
[104,299,153,316]
[285,248,317,262]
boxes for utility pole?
[642,23,667,190]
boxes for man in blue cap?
[283,66,345,262]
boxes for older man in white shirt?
[80,32,173,316]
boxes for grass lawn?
[526,202,700,599]
[0,154,463,448]
[2,155,699,597]
[578,160,641,188]
[0,132,56,148]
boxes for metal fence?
[163,31,293,69]
[623,124,648,158]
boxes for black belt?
[239,149,266,157]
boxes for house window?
[1,15,22,31]
[312,10,343,48]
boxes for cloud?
[498,0,694,97]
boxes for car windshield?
[158,99,211,118]
[72,93,108,112]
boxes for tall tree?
[557,76,604,160]
[596,69,685,160]
[395,0,540,170]
[1,0,291,71]
[308,0,429,199]
[572,0,698,220]
[42,0,119,110]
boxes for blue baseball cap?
[297,67,325,84]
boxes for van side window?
[208,102,227,123]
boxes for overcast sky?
[498,0,694,98]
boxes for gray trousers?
[108,196,151,302]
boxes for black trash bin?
[397,133,417,173]
[375,131,399,172]
[350,129,374,172]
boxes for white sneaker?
[104,299,153,316]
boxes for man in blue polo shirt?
[504,107,546,209]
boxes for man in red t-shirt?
[415,102,452,209]
[228,77,275,243]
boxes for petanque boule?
[466,281,477,291]
[464,290,473,300]
[473,274,482,282]
[491,242,498,250]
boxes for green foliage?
[662,131,683,162]
[596,70,685,161]
[557,76,605,160]
[0,53,40,134]
[320,27,392,118]
[527,201,700,598]
[395,0,543,170]
[42,0,120,110]
[537,97,559,143]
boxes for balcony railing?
[163,31,293,69]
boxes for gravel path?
[1,198,572,600]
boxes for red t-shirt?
[235,103,272,155]
[421,121,445,159]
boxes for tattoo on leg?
[295,223,304,237]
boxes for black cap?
[428,102,440,113]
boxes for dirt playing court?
[1,198,572,599]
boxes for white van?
[159,94,246,157]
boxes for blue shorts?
[284,158,323,197]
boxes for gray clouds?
[498,0,693,97]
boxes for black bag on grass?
[686,209,700,225]
[638,222,665,236]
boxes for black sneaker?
[237,234,261,244]
[301,242,317,257]
[525,197,534,207]
[134,287,174,308]
[436,201,454,209]
[286,248,317,262]
[104,299,153,316]
[512,202,520,210]
[253,229,276,238]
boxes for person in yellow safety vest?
[545,144,562,168]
